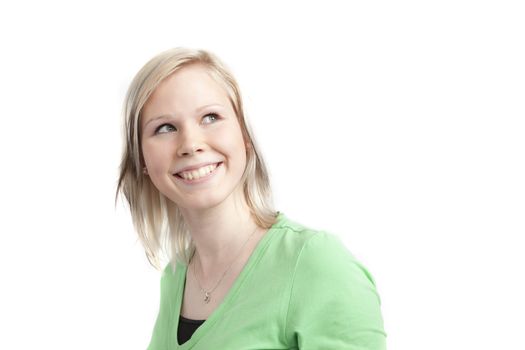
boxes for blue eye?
[155,123,176,134]
[202,113,219,124]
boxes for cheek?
[232,136,248,172]
[142,142,169,171]
[217,120,245,146]
[219,128,247,162]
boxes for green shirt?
[148,213,387,349]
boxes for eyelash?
[154,113,220,135]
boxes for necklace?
[190,225,259,304]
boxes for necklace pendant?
[204,292,210,304]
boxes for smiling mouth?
[174,162,222,181]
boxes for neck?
[179,190,260,275]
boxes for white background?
[0,1,524,349]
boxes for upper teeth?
[178,163,218,180]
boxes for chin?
[170,191,230,212]
[172,184,245,214]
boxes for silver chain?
[190,225,259,304]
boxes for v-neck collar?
[170,212,285,349]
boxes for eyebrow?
[144,103,224,128]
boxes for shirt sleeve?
[285,232,387,350]
[147,264,175,350]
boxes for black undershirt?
[178,315,206,345]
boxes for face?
[140,64,248,212]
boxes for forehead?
[141,64,231,122]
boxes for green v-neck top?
[147,213,387,349]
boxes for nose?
[176,125,205,157]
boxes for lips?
[175,161,222,174]
[174,162,222,181]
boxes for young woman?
[116,48,386,349]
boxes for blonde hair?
[115,48,277,269]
